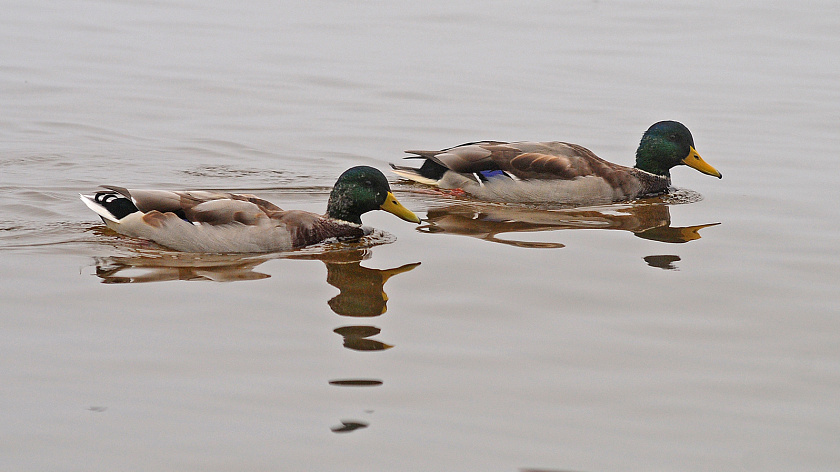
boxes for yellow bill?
[682,146,722,179]
[380,192,421,223]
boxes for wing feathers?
[276,210,366,247]
[403,141,630,181]
[393,140,671,203]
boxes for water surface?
[1,0,839,471]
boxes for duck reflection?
[92,248,419,436]
[644,254,681,270]
[329,379,383,387]
[94,252,273,283]
[330,420,369,433]
[419,201,718,248]
[321,253,420,318]
[298,250,419,434]
[333,325,393,351]
[291,249,420,351]
[94,248,420,352]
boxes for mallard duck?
[81,166,421,253]
[391,121,721,204]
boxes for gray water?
[1,0,839,471]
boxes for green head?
[634,121,722,179]
[327,166,421,225]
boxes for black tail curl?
[390,158,448,181]
[94,192,139,220]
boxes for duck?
[390,121,721,205]
[80,166,421,253]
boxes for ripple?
[328,379,383,387]
[644,254,681,270]
[289,229,397,257]
[661,187,704,205]
[330,420,368,433]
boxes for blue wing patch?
[478,170,507,180]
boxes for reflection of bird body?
[392,121,721,205]
[326,260,420,317]
[420,202,718,247]
[81,166,419,253]
[91,247,421,354]
[94,253,272,283]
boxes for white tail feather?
[390,167,441,186]
[79,194,120,223]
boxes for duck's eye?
[669,134,678,141]
[364,180,373,187]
